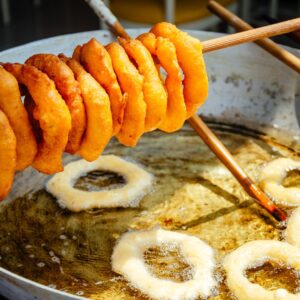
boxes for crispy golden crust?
[138,33,186,133]
[80,38,126,135]
[26,54,86,154]
[106,42,146,147]
[118,38,167,132]
[151,22,208,117]
[72,45,82,61]
[0,66,37,170]
[64,57,113,161]
[0,109,16,200]
[4,63,71,174]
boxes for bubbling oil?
[282,170,300,189]
[144,244,194,283]
[246,261,300,294]
[0,124,299,299]
[74,170,126,192]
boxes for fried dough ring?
[259,158,300,206]
[26,54,86,154]
[118,37,167,132]
[286,207,300,248]
[0,66,37,170]
[79,38,125,135]
[223,240,300,300]
[106,42,146,147]
[112,228,217,300]
[138,33,186,132]
[151,22,208,117]
[46,155,153,211]
[0,110,16,200]
[61,56,113,161]
[3,63,71,174]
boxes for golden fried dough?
[63,56,113,161]
[118,38,167,132]
[72,45,82,61]
[4,63,71,174]
[0,23,211,200]
[0,109,16,200]
[106,42,146,147]
[138,33,186,132]
[151,22,208,117]
[26,54,86,154]
[0,66,37,170]
[80,38,125,135]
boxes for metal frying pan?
[0,29,299,300]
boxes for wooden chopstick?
[188,116,287,222]
[263,15,300,45]
[207,0,300,73]
[84,0,288,221]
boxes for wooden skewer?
[188,116,287,222]
[207,0,300,73]
[112,22,131,40]
[263,15,300,45]
[84,0,288,221]
[202,16,300,54]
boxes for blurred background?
[0,0,299,51]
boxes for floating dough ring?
[111,228,217,300]
[223,240,300,300]
[46,155,153,212]
[286,207,300,248]
[259,158,300,206]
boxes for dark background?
[0,0,299,52]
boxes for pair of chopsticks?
[207,0,300,73]
[84,0,300,222]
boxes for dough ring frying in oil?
[223,240,300,300]
[111,227,217,300]
[259,158,300,206]
[46,155,153,212]
[286,207,300,249]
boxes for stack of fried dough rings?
[0,22,208,200]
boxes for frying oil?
[0,124,299,299]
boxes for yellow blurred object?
[109,0,237,26]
